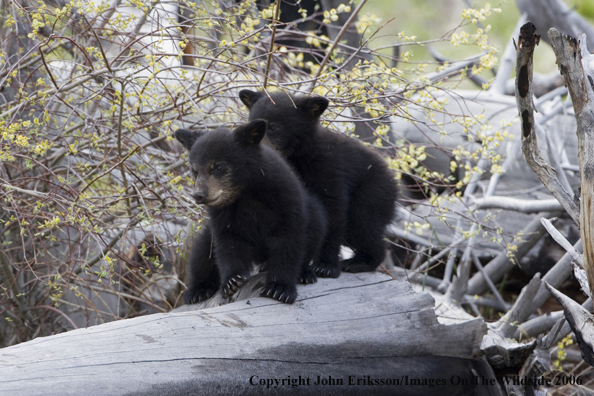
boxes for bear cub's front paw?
[299,267,318,284]
[312,263,341,278]
[221,274,248,298]
[184,282,218,304]
[260,282,297,304]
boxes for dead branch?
[513,311,563,341]
[466,211,555,295]
[471,251,507,312]
[530,239,582,312]
[545,282,594,366]
[472,196,562,212]
[492,273,542,339]
[515,22,580,226]
[540,217,583,265]
[549,27,594,304]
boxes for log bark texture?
[549,28,594,302]
[545,282,594,367]
[0,273,487,396]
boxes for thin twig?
[76,145,140,201]
[263,0,281,89]
[471,251,507,312]
[541,217,583,265]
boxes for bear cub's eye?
[268,124,277,132]
[212,163,225,174]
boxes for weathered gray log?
[518,336,550,395]
[543,298,592,346]
[529,239,582,313]
[387,267,509,311]
[493,273,541,338]
[540,217,583,265]
[544,282,594,367]
[514,311,564,341]
[0,273,488,396]
[549,28,594,302]
[481,330,537,369]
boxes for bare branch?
[549,28,594,301]
[515,22,580,225]
[472,196,563,213]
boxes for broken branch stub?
[544,282,594,367]
[515,22,580,227]
[494,273,542,339]
[549,28,594,302]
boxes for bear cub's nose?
[192,191,206,203]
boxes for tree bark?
[549,28,594,302]
[515,22,580,226]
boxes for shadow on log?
[0,273,490,395]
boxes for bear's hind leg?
[299,195,327,284]
[311,233,342,278]
[341,175,396,273]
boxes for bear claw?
[312,265,340,278]
[222,274,247,298]
[184,284,217,304]
[299,268,318,284]
[260,282,297,304]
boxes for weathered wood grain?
[0,273,487,396]
[549,28,594,303]
[544,282,594,367]
[515,22,580,225]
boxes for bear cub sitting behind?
[240,90,397,279]
[175,120,326,304]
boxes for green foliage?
[574,0,594,20]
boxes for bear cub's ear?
[234,119,268,146]
[175,129,203,151]
[239,90,264,109]
[299,97,329,118]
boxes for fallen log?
[0,273,489,396]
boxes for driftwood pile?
[387,13,594,394]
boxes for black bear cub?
[175,119,326,304]
[239,90,397,278]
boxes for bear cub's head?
[239,90,329,157]
[175,119,268,208]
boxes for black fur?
[300,193,326,284]
[175,120,326,304]
[239,90,397,278]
